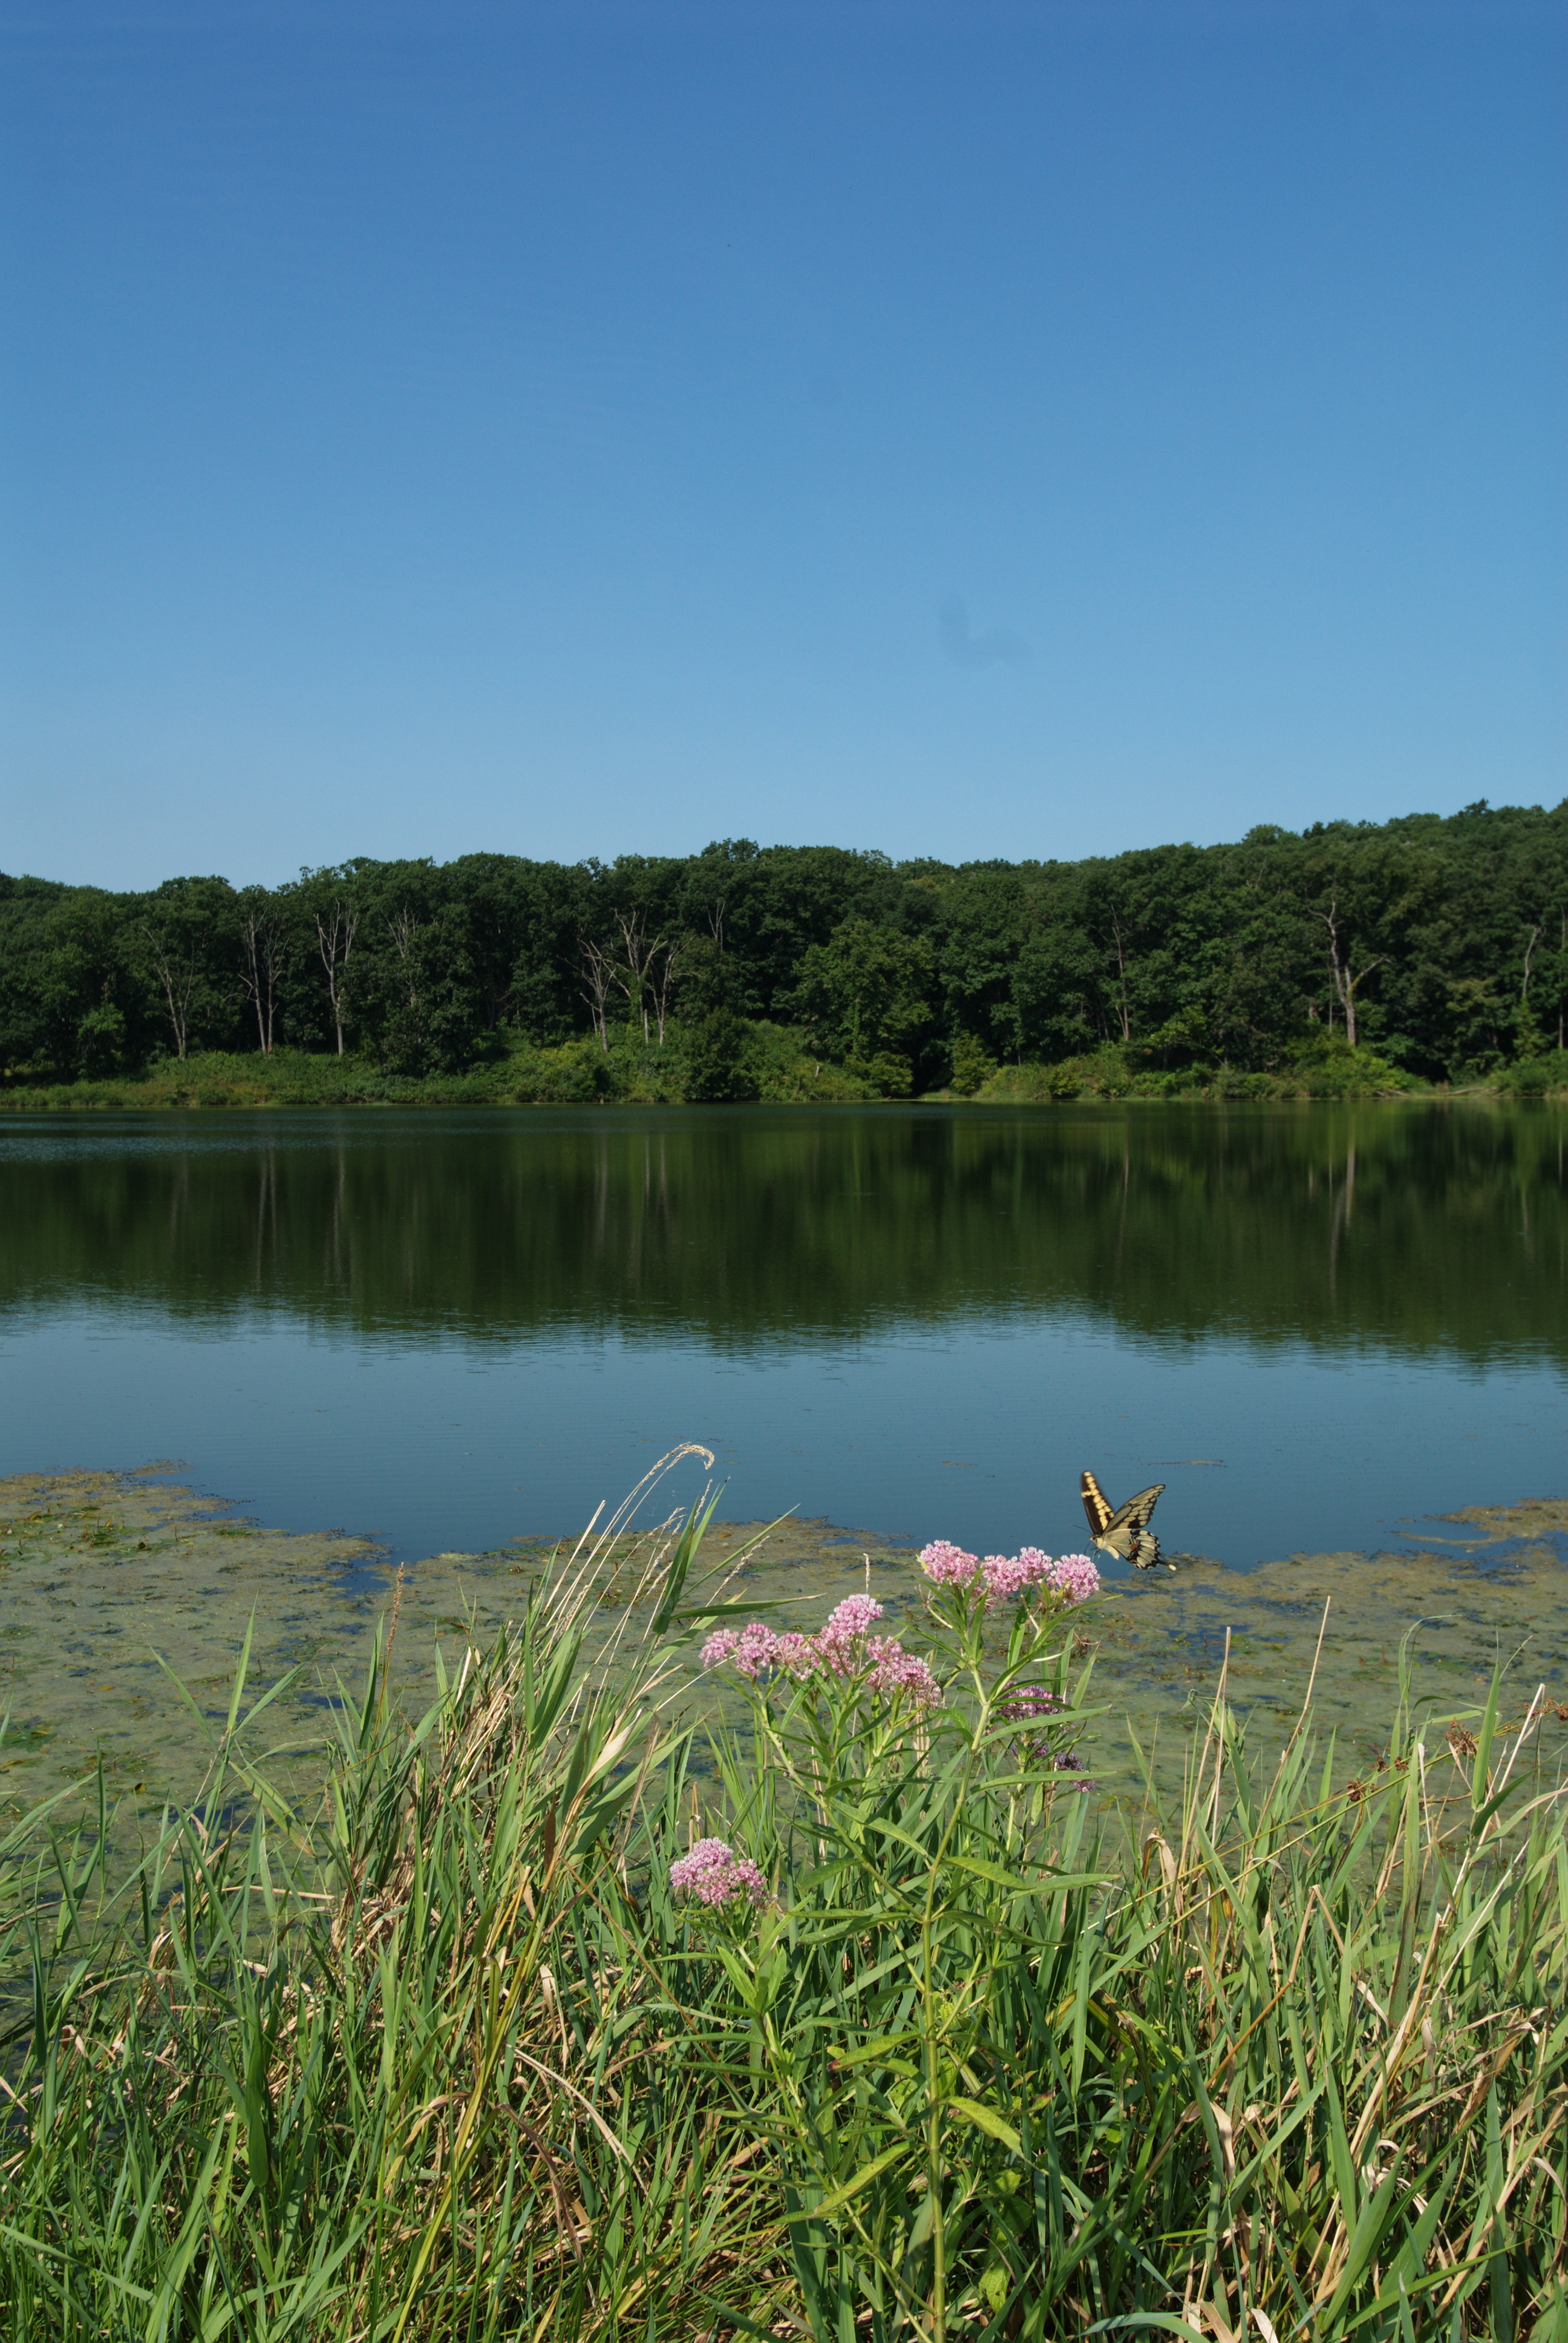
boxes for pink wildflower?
[999,1684,1065,1722]
[862,1640,941,1705]
[923,1539,1096,1610]
[823,1594,883,1639]
[700,1620,780,1677]
[980,1550,1050,1605]
[998,1683,1067,1760]
[702,1590,937,1706]
[920,1539,980,1586]
[669,1837,769,1909]
[815,1593,884,1676]
[1045,1553,1100,1605]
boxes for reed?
[1,1466,1563,2341]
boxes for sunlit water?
[2,1101,1564,1571]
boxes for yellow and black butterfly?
[1080,1469,1172,1571]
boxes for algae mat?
[3,1469,1567,1827]
[0,1473,937,1821]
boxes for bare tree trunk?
[1522,923,1540,1003]
[615,911,661,1043]
[239,911,283,1054]
[579,934,614,1052]
[142,928,195,1059]
[241,916,264,1054]
[1111,912,1131,1043]
[315,903,358,1055]
[386,909,421,1009]
[1319,897,1386,1050]
[652,942,679,1044]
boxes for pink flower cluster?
[668,1837,769,1909]
[701,1594,940,1707]
[998,1683,1067,1761]
[996,1686,1091,1791]
[918,1541,1100,1609]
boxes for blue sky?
[2,0,1563,890]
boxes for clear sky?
[2,0,1563,890]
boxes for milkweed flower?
[771,1630,818,1676]
[998,1683,1067,1760]
[1046,1553,1100,1605]
[920,1539,981,1586]
[822,1593,883,1639]
[998,1684,1065,1721]
[921,1538,1100,1610]
[863,1643,941,1703]
[981,1548,1052,1604]
[998,1683,1090,1786]
[668,1837,769,1909]
[817,1593,886,1676]
[698,1620,780,1677]
[700,1593,938,1706]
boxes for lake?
[1,1099,1565,1570]
[4,1098,1567,1814]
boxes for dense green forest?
[3,800,1566,1103]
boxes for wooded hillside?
[2,801,1564,1096]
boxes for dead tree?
[385,908,422,1012]
[1109,911,1132,1043]
[238,906,284,1055]
[578,933,615,1052]
[650,941,680,1044]
[142,926,197,1060]
[315,900,358,1057]
[613,911,665,1044]
[1319,898,1386,1050]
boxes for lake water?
[2,1101,1564,1573]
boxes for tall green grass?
[2,1467,1564,2339]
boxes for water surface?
[1,1101,1564,1571]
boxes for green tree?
[786,919,935,1093]
[134,877,241,1060]
[682,1008,760,1101]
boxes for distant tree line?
[2,801,1565,1095]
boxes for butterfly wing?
[1080,1469,1114,1540]
[1106,1484,1165,1536]
[1083,1480,1170,1570]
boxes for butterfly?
[1080,1469,1171,1571]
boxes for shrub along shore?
[3,1031,1566,1110]
[2,1463,1563,2339]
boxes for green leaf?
[949,2096,1022,2154]
[806,2140,911,2217]
[1086,2319,1208,2340]
[826,2031,921,2067]
[946,1854,1105,1894]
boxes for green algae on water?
[4,1470,1566,1827]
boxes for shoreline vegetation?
[6,1467,1566,1835]
[2,1461,1565,2337]
[6,804,1568,1108]
[3,1032,1567,1110]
